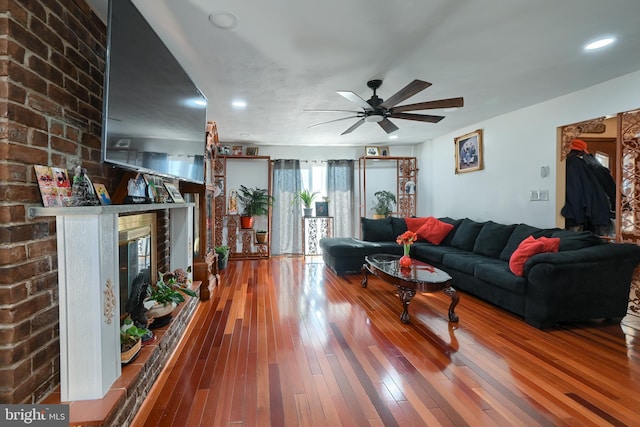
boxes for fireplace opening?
[118,213,157,318]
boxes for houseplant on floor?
[237,185,274,229]
[371,190,396,218]
[292,189,319,217]
[215,245,230,270]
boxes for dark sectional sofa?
[319,217,640,329]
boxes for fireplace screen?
[118,213,157,317]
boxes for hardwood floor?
[131,256,640,426]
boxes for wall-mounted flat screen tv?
[102,0,207,184]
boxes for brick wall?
[0,0,115,403]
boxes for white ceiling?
[87,0,640,147]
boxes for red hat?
[570,139,588,152]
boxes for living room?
[2,0,640,425]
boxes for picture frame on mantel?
[454,129,483,174]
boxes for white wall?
[419,69,640,228]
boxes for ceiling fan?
[305,79,463,135]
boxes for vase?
[399,255,412,268]
[145,300,176,319]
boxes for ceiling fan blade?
[303,109,362,113]
[379,80,432,109]
[390,112,445,123]
[341,118,366,135]
[391,97,464,113]
[336,91,374,111]
[308,115,361,129]
[378,118,399,134]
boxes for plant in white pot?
[292,189,319,217]
[145,271,197,328]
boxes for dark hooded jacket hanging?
[561,139,616,234]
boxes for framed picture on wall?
[454,129,483,174]
[365,146,380,156]
[246,147,259,156]
[379,146,390,157]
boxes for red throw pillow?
[416,217,454,245]
[538,236,561,253]
[509,236,546,277]
[404,217,429,234]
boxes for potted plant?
[215,245,230,270]
[255,229,268,244]
[371,190,396,218]
[237,185,274,229]
[145,271,197,326]
[120,317,149,364]
[292,189,319,217]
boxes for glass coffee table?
[362,254,459,324]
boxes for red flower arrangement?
[396,231,417,267]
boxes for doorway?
[559,110,640,329]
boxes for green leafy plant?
[147,271,197,306]
[214,245,230,270]
[371,190,396,216]
[120,317,149,351]
[237,185,274,216]
[214,245,229,257]
[291,189,319,208]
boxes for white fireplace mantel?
[29,203,194,401]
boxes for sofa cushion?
[442,252,490,275]
[416,217,455,245]
[499,223,552,261]
[449,218,485,251]
[472,221,516,258]
[390,216,408,237]
[550,230,604,251]
[412,243,467,265]
[405,217,429,234]
[509,236,560,276]
[475,262,527,294]
[361,217,394,242]
[438,217,463,246]
[320,237,401,257]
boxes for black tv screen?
[102,0,207,184]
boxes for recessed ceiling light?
[209,11,237,30]
[232,100,247,109]
[584,36,616,51]
[388,135,398,140]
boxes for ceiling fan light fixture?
[365,114,384,123]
